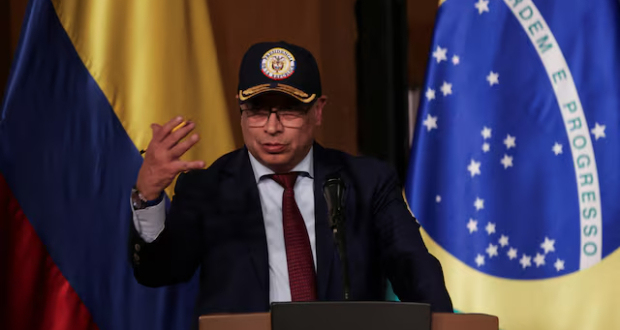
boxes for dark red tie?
[270,172,317,301]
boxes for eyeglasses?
[240,104,314,128]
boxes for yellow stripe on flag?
[52,0,235,195]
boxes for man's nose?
[264,111,283,134]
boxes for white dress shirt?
[132,147,316,303]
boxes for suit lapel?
[224,148,270,299]
[313,143,344,300]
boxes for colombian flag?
[0,0,234,329]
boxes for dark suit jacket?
[130,143,453,323]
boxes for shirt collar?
[248,146,314,183]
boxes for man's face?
[240,93,326,173]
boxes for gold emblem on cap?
[238,83,316,103]
[261,48,296,80]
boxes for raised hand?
[135,116,205,200]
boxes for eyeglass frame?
[239,100,317,128]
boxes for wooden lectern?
[199,302,498,330]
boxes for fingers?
[138,116,204,197]
[162,120,196,149]
[146,116,200,164]
[173,160,206,172]
[154,116,185,142]
[170,133,200,159]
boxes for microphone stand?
[330,202,350,301]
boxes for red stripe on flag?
[0,173,99,330]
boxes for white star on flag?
[474,197,485,211]
[534,253,546,267]
[501,154,514,169]
[499,235,509,247]
[467,159,481,177]
[440,81,453,96]
[591,123,606,140]
[541,237,556,254]
[475,254,485,267]
[452,55,460,65]
[504,134,516,149]
[485,222,496,235]
[520,254,532,269]
[486,71,499,86]
[432,45,448,63]
[552,143,563,155]
[467,218,478,234]
[486,243,498,258]
[436,195,442,203]
[425,88,436,101]
[475,0,490,14]
[507,248,518,260]
[481,127,492,139]
[482,143,490,153]
[554,258,565,272]
[423,114,438,132]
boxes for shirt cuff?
[131,197,166,243]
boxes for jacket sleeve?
[129,171,206,287]
[371,164,454,312]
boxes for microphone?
[322,176,345,231]
[322,174,350,300]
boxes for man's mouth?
[262,143,286,153]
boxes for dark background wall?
[1,0,437,160]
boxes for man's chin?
[259,154,294,172]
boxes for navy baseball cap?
[238,41,322,104]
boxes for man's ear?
[313,95,328,126]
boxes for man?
[129,41,453,323]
